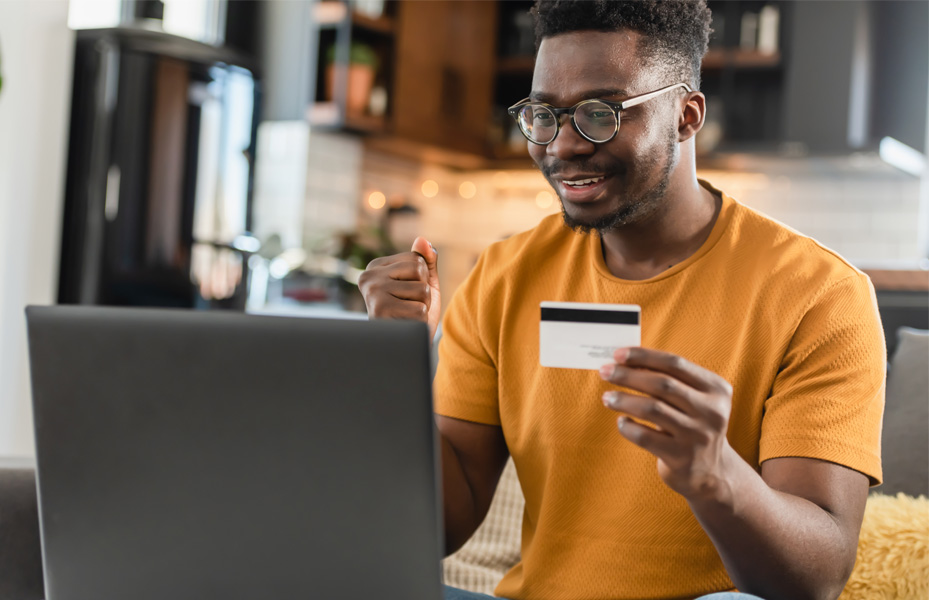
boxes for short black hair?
[532,0,712,89]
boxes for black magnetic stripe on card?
[540,307,639,325]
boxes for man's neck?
[599,175,721,281]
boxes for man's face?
[528,30,682,233]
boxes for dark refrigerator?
[58,27,260,310]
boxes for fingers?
[615,416,677,457]
[411,237,440,290]
[367,252,428,274]
[600,363,700,416]
[369,298,428,321]
[600,349,733,443]
[359,273,430,318]
[382,259,430,283]
[411,236,437,270]
[612,347,732,396]
[602,390,696,436]
[388,280,432,303]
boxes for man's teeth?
[564,177,605,187]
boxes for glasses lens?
[574,101,618,142]
[517,104,558,144]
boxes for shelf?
[364,136,536,170]
[702,49,782,70]
[314,2,395,36]
[497,55,535,75]
[307,102,388,134]
[365,136,489,170]
[352,11,395,35]
[343,112,389,134]
[863,270,929,292]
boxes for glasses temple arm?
[620,83,693,110]
[507,98,532,113]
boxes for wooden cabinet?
[391,0,499,156]
[304,0,506,166]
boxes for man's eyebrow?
[528,88,631,103]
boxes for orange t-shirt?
[434,182,885,600]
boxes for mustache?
[540,159,623,179]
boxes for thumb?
[411,236,439,287]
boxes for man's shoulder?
[727,198,867,292]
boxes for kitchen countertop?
[862,269,929,291]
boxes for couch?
[2,329,926,600]
[0,464,43,600]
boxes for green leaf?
[325,41,378,69]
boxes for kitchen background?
[0,0,927,457]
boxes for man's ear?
[678,91,706,143]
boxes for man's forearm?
[439,434,480,555]
[688,450,859,600]
[434,416,510,557]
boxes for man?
[359,2,885,599]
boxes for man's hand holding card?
[540,301,737,502]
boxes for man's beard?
[559,131,679,235]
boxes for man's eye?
[533,112,555,123]
[589,111,613,120]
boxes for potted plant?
[325,41,378,116]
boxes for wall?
[353,150,926,299]
[700,158,925,269]
[0,1,73,457]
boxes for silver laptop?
[26,305,443,600]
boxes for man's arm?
[690,454,866,600]
[359,238,510,555]
[437,415,510,555]
[600,347,868,600]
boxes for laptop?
[25,305,443,600]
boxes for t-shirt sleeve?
[433,252,501,426]
[759,272,886,485]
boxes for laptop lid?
[26,305,443,600]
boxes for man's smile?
[562,175,606,187]
[557,174,610,203]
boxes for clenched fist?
[358,236,441,342]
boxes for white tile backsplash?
[705,165,923,267]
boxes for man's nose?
[546,115,596,160]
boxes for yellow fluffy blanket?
[839,493,929,600]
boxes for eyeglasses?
[507,82,693,145]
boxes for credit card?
[539,301,641,370]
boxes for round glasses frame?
[507,82,693,145]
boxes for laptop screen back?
[26,306,442,600]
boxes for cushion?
[442,458,524,595]
[879,327,929,497]
[0,468,45,600]
[840,492,929,600]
